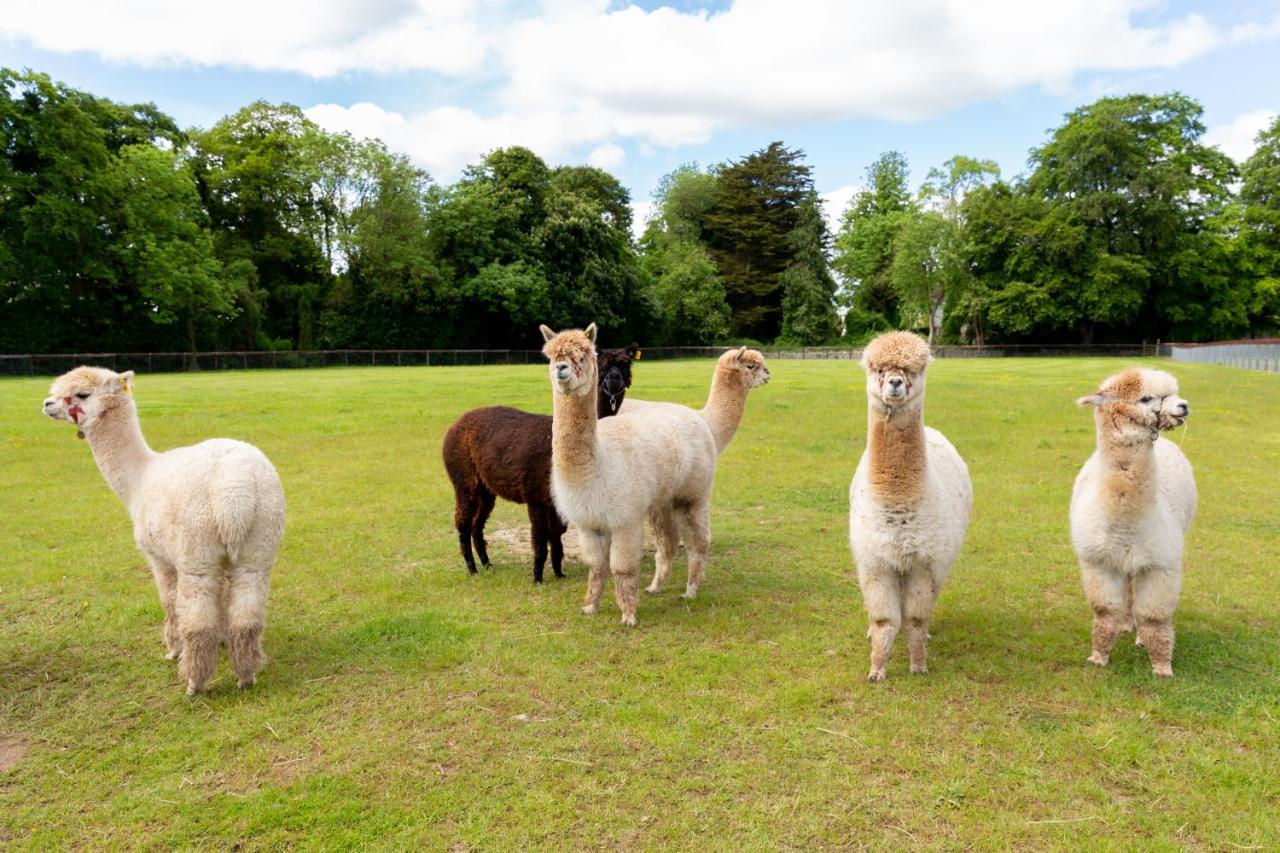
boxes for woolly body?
[1070,367,1195,677]
[848,332,972,681]
[542,324,716,625]
[43,367,285,695]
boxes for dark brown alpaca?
[442,343,640,582]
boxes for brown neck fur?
[1095,413,1157,519]
[552,375,600,484]
[866,403,927,508]
[701,361,747,453]
[83,398,155,507]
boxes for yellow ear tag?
[635,350,642,360]
[123,384,132,394]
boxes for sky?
[2,0,1278,234]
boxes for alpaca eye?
[1139,396,1152,404]
[75,392,91,400]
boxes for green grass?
[1,358,1278,849]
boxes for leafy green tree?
[1239,116,1280,334]
[778,193,840,344]
[891,210,964,343]
[833,152,915,332]
[920,156,1000,343]
[702,142,813,340]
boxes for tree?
[891,210,963,343]
[1239,116,1280,335]
[702,142,813,340]
[833,152,915,334]
[778,193,840,344]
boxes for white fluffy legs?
[579,530,611,616]
[175,564,221,695]
[609,524,644,627]
[902,569,937,675]
[674,501,711,600]
[1081,561,1128,669]
[645,508,679,595]
[227,564,271,689]
[146,554,181,661]
[860,567,901,683]
[1132,567,1181,677]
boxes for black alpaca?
[442,344,639,582]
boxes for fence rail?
[0,343,1164,376]
[1170,339,1280,372]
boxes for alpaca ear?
[584,323,597,343]
[1077,393,1108,408]
[539,324,555,343]
[626,342,640,358]
[736,345,748,362]
[117,370,135,393]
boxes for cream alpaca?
[621,346,769,593]
[848,332,972,682]
[43,367,285,694]
[1070,368,1195,677]
[541,324,717,625]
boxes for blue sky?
[2,0,1277,229]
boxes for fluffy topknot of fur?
[1090,368,1180,403]
[861,331,932,374]
[541,328,596,363]
[48,365,125,398]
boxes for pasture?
[1,357,1277,849]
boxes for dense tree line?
[3,70,1279,353]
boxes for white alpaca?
[849,332,972,682]
[1071,368,1195,677]
[43,367,285,694]
[621,347,769,594]
[541,324,717,625]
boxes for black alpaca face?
[597,343,639,413]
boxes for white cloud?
[819,185,861,236]
[1204,109,1277,163]
[629,200,656,241]
[587,143,626,170]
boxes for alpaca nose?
[555,363,571,380]
[1175,402,1189,415]
[888,378,903,389]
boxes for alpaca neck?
[865,401,927,508]
[701,364,747,453]
[1096,427,1157,519]
[552,383,600,486]
[83,400,155,508]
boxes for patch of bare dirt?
[0,737,28,773]
[486,524,658,560]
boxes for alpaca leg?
[579,530,611,615]
[175,566,222,695]
[675,501,711,600]
[902,567,938,675]
[471,488,496,569]
[548,511,566,579]
[1132,567,1181,677]
[1081,562,1127,667]
[146,554,181,660]
[645,507,679,595]
[454,495,479,574]
[860,567,902,682]
[1126,576,1140,645]
[609,524,644,627]
[226,565,271,689]
[528,504,549,583]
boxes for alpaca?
[848,332,972,682]
[620,346,770,594]
[1070,368,1195,677]
[541,324,717,625]
[441,344,639,582]
[42,367,285,695]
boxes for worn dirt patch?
[0,737,28,773]
[486,524,657,560]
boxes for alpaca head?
[860,332,931,412]
[540,323,599,398]
[1078,368,1190,441]
[43,366,135,437]
[718,346,770,389]
[597,343,640,413]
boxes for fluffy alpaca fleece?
[541,324,716,625]
[43,367,285,695]
[1070,368,1195,677]
[849,332,972,682]
[621,346,770,454]
[620,347,769,593]
[441,344,639,582]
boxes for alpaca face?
[725,347,770,388]
[1078,368,1190,438]
[43,367,134,432]
[541,323,598,398]
[860,332,932,411]
[597,344,638,404]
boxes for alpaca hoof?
[1151,664,1173,678]
[533,578,544,585]
[910,665,928,676]
[620,614,637,627]
[186,681,201,696]
[1086,652,1109,667]
[644,585,661,595]
[238,677,256,690]
[581,605,597,616]
[680,589,698,601]
[866,669,886,683]
[165,649,181,661]
[1135,636,1145,648]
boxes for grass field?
[2,356,1278,849]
